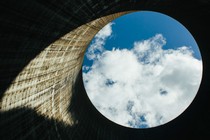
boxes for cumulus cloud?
[83,25,203,128]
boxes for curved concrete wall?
[1,10,129,126]
[0,0,210,140]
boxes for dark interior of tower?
[0,0,210,140]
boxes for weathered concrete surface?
[0,11,129,125]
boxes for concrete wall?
[0,0,210,140]
[0,10,129,125]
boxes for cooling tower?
[0,0,210,140]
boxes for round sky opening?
[82,11,203,128]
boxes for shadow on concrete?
[0,70,209,140]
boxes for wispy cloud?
[83,25,202,128]
[86,22,114,60]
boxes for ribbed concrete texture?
[1,10,129,125]
[0,0,210,140]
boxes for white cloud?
[86,22,114,60]
[83,33,203,128]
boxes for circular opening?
[82,11,203,128]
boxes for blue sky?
[84,11,201,67]
[106,11,201,58]
[82,11,203,128]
